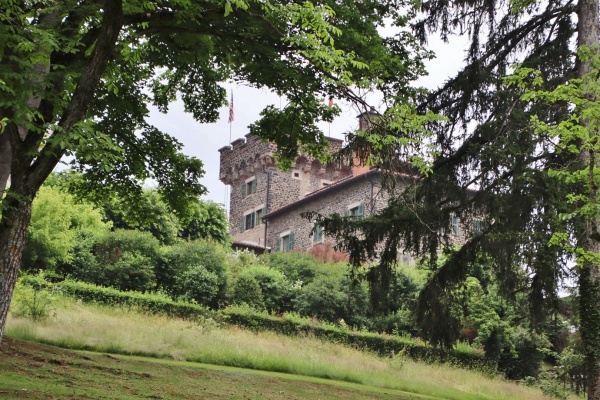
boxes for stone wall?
[219,134,352,246]
[266,172,388,251]
[266,171,469,261]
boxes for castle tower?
[219,134,351,248]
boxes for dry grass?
[6,298,553,400]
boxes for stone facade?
[218,133,351,248]
[265,170,387,251]
[218,116,471,255]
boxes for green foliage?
[295,273,348,321]
[230,275,265,310]
[21,186,111,273]
[232,266,294,313]
[179,200,229,244]
[98,189,181,245]
[222,306,489,371]
[90,229,160,292]
[11,273,56,321]
[18,276,212,321]
[158,240,228,308]
[295,273,369,327]
[265,251,334,284]
[175,265,220,307]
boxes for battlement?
[219,134,277,185]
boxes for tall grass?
[6,298,551,400]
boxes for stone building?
[218,113,470,256]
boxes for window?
[451,214,459,235]
[473,219,484,235]
[291,170,301,179]
[240,212,255,232]
[245,213,255,230]
[313,224,323,243]
[242,177,257,198]
[345,203,365,219]
[239,206,266,232]
[276,232,294,252]
[255,205,266,226]
[255,208,264,225]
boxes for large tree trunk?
[0,201,32,343]
[576,0,600,397]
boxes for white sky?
[148,36,470,206]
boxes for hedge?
[222,306,493,371]
[19,276,492,372]
[19,275,214,321]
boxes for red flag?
[228,91,234,123]
[328,96,334,107]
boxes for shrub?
[101,252,156,292]
[264,251,325,284]
[175,265,220,306]
[11,273,56,321]
[18,276,213,320]
[157,240,228,307]
[230,275,265,310]
[295,273,369,327]
[231,265,294,313]
[94,229,160,266]
[82,229,160,292]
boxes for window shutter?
[344,209,349,217]
[276,237,281,252]
[288,232,294,251]
[358,203,365,218]
[242,183,247,198]
[240,216,245,232]
[251,178,257,194]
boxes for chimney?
[352,108,378,176]
[357,107,379,131]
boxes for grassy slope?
[0,337,433,400]
[3,298,554,400]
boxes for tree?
[179,200,229,244]
[21,185,110,273]
[0,0,426,342]
[314,0,600,395]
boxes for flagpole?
[328,96,334,138]
[225,89,235,216]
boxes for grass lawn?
[3,294,556,399]
[0,337,433,400]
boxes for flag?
[328,96,334,107]
[228,91,234,123]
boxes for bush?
[222,306,489,371]
[295,273,369,327]
[264,252,323,284]
[100,252,156,292]
[94,229,160,266]
[157,240,228,307]
[175,265,220,306]
[230,275,265,310]
[231,266,294,313]
[11,273,56,321]
[18,275,213,320]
